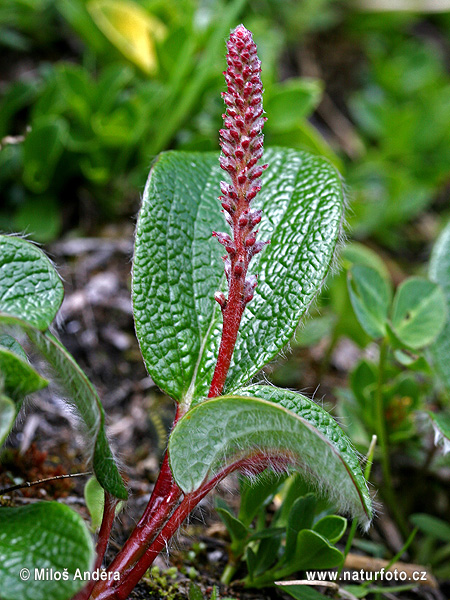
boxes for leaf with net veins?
[0,235,63,331]
[0,502,94,600]
[133,148,344,405]
[168,385,372,528]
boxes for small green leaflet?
[169,385,372,528]
[313,515,347,544]
[0,502,94,600]
[133,148,344,406]
[391,278,447,349]
[347,265,391,339]
[0,235,64,331]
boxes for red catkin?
[209,24,270,398]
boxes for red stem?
[104,459,181,576]
[88,408,183,599]
[73,492,118,600]
[208,270,246,397]
[92,454,281,600]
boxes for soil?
[1,222,449,600]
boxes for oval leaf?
[0,235,64,330]
[0,315,127,500]
[169,386,372,528]
[0,502,94,600]
[84,476,106,531]
[265,78,323,130]
[348,265,391,340]
[133,149,344,406]
[391,278,447,349]
[429,221,450,392]
[289,529,343,571]
[313,515,347,544]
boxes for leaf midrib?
[182,159,224,405]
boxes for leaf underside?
[133,148,344,405]
[169,385,372,528]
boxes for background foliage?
[1,0,450,596]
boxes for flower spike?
[209,24,269,398]
[213,24,268,311]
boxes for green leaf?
[188,582,204,600]
[0,346,48,400]
[348,265,392,339]
[341,241,390,281]
[265,78,323,131]
[169,386,372,527]
[391,278,447,349]
[84,476,105,531]
[0,315,127,500]
[216,506,249,544]
[0,334,27,360]
[429,221,450,392]
[0,502,94,600]
[253,532,283,576]
[410,513,450,543]
[284,494,316,561]
[277,584,327,600]
[246,546,257,581]
[133,148,344,405]
[257,531,343,586]
[23,116,68,193]
[14,196,62,243]
[238,471,287,527]
[313,515,347,543]
[0,395,15,446]
[248,527,285,541]
[272,473,314,528]
[287,529,343,571]
[0,236,64,330]
[293,314,335,348]
[351,360,377,408]
[428,412,450,455]
[209,586,218,600]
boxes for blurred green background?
[1,0,449,244]
[2,0,450,574]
